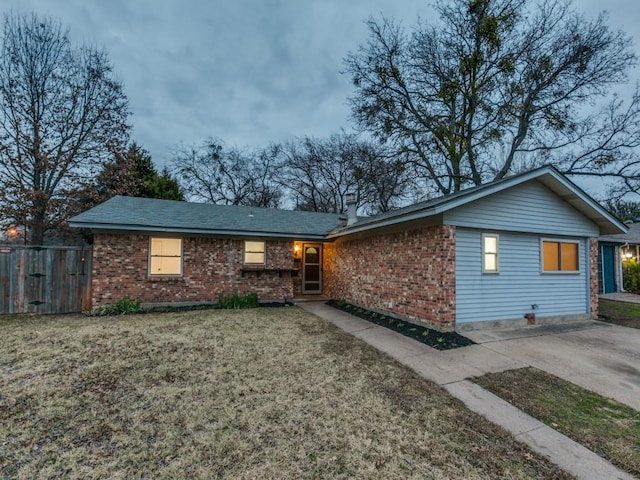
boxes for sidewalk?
[298,301,634,480]
[600,292,640,304]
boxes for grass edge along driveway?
[475,367,640,478]
[1,308,572,479]
[599,299,640,329]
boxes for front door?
[302,244,322,294]
[600,244,617,294]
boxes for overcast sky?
[3,0,640,195]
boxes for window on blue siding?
[482,234,499,273]
[542,240,579,272]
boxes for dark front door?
[600,244,617,294]
[302,244,322,294]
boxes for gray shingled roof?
[70,166,626,239]
[600,222,640,244]
[69,196,346,238]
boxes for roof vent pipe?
[345,193,357,226]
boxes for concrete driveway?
[299,302,638,479]
[464,321,640,411]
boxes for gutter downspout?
[587,238,591,314]
[616,242,629,292]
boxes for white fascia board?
[325,207,440,238]
[537,175,627,234]
[328,169,549,238]
[431,168,553,214]
[328,166,626,237]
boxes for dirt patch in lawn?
[474,367,640,477]
[1,309,571,479]
[599,299,640,329]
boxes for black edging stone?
[327,300,474,351]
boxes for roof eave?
[68,222,330,240]
[535,172,627,235]
[327,166,627,237]
[326,207,439,238]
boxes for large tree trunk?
[28,196,48,245]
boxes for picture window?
[542,240,579,272]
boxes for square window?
[149,238,182,275]
[482,234,499,273]
[542,240,579,272]
[244,240,265,264]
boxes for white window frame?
[149,237,183,276]
[244,240,266,265]
[540,238,580,274]
[482,233,499,274]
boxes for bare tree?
[344,0,640,196]
[360,152,421,214]
[0,13,130,244]
[603,198,640,223]
[278,132,416,214]
[171,139,282,208]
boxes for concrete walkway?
[600,292,640,304]
[298,301,635,480]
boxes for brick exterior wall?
[91,233,295,308]
[323,225,456,330]
[590,237,599,317]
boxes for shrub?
[217,292,259,309]
[623,259,640,292]
[101,297,142,316]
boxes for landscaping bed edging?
[327,300,474,350]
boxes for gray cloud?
[2,0,638,197]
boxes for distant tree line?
[170,132,421,215]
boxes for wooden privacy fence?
[0,245,92,315]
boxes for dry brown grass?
[1,308,572,479]
[475,367,640,477]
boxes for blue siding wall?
[455,228,589,324]
[444,180,599,237]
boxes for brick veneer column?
[590,237,599,317]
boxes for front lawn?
[0,308,571,479]
[474,367,640,477]
[599,299,640,329]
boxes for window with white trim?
[244,240,265,264]
[149,238,183,275]
[541,239,579,272]
[482,234,499,273]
